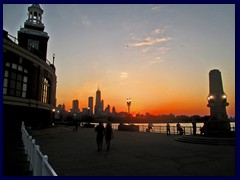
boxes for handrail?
[112,123,235,135]
[21,121,58,176]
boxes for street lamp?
[127,98,131,115]
[52,53,55,65]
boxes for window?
[41,78,50,103]
[28,39,39,51]
[3,62,28,98]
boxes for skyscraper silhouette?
[95,89,103,116]
[88,96,93,115]
[207,69,230,136]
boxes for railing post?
[33,145,41,176]
[29,139,35,171]
[27,136,32,161]
[41,155,48,176]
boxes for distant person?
[74,120,79,131]
[176,123,180,134]
[192,121,197,135]
[147,122,153,132]
[166,123,170,136]
[95,122,105,151]
[105,121,114,151]
[177,123,184,135]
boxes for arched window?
[3,62,28,98]
[41,78,50,103]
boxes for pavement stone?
[28,126,235,176]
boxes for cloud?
[129,37,171,47]
[142,47,151,53]
[152,28,161,35]
[151,5,161,12]
[149,57,163,65]
[80,16,92,26]
[120,72,128,79]
[159,46,170,54]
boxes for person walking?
[105,121,114,151]
[192,121,197,135]
[166,123,171,136]
[95,122,105,151]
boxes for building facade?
[94,89,103,116]
[3,4,57,131]
[88,96,93,115]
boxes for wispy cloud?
[80,15,92,26]
[152,28,161,35]
[151,5,161,12]
[129,37,171,47]
[142,47,151,53]
[159,46,170,54]
[120,72,128,79]
[148,57,164,65]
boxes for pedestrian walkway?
[29,126,235,176]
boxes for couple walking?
[95,121,114,151]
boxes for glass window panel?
[16,82,21,90]
[3,88,7,95]
[10,80,16,89]
[18,66,23,71]
[3,78,8,87]
[23,76,28,83]
[11,72,16,79]
[22,92,26,98]
[10,89,15,95]
[17,74,22,81]
[24,69,28,73]
[6,62,10,67]
[12,63,17,69]
[22,83,27,91]
[4,70,9,77]
[16,90,21,97]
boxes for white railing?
[21,122,58,176]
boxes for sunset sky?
[3,4,235,117]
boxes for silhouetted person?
[166,123,170,136]
[148,122,153,132]
[176,123,180,134]
[105,121,114,151]
[74,120,79,131]
[95,122,105,151]
[192,121,197,135]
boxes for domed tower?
[18,4,49,60]
[206,69,230,136]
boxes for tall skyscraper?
[95,89,103,116]
[72,99,79,111]
[207,69,230,135]
[88,96,93,115]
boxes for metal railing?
[112,123,235,135]
[21,122,58,176]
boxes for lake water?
[97,122,235,135]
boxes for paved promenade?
[29,126,235,176]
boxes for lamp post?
[52,53,55,65]
[127,98,131,115]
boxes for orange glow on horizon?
[56,94,235,117]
